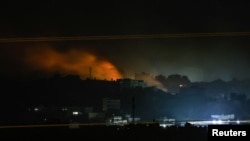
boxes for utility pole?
[89,67,92,79]
[132,96,135,124]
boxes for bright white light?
[212,120,216,124]
[160,124,167,128]
[218,120,222,124]
[237,120,240,124]
[34,108,39,111]
[212,119,223,124]
[73,111,79,115]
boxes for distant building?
[88,112,105,120]
[102,98,121,119]
[124,114,141,123]
[103,98,120,112]
[83,107,94,113]
[106,116,128,126]
[28,106,91,123]
[116,78,147,89]
[211,114,235,120]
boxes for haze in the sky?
[0,1,250,82]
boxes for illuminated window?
[62,108,68,111]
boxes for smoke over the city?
[22,45,122,80]
[0,38,250,84]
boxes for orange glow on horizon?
[24,46,122,80]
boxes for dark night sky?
[0,1,250,82]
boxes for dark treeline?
[0,123,207,141]
[0,74,250,125]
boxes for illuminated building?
[211,114,235,120]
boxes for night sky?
[0,1,250,82]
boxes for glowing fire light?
[24,46,122,80]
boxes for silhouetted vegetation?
[0,74,250,125]
[0,124,208,141]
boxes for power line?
[0,32,250,43]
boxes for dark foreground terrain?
[0,123,207,141]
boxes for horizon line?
[1,32,250,43]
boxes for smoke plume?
[23,46,122,80]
